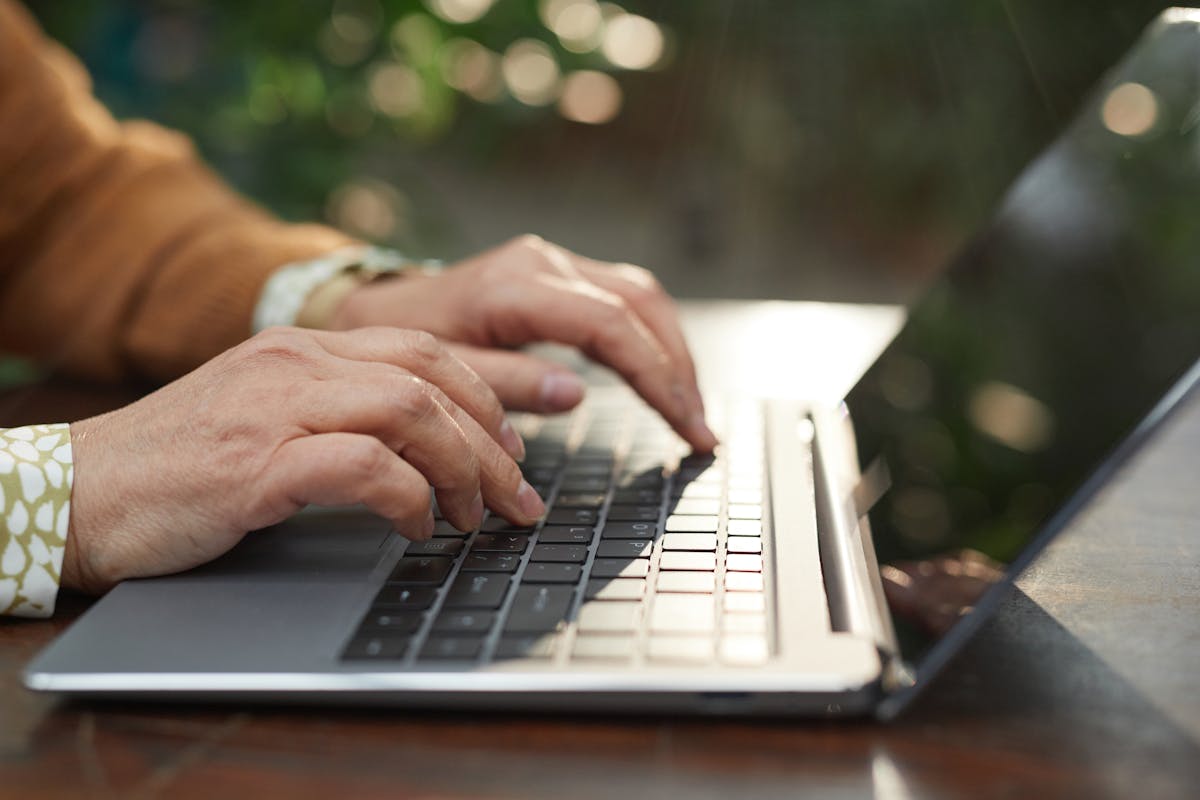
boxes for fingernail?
[688,412,719,452]
[539,372,585,411]
[516,480,546,519]
[469,491,485,528]
[499,419,526,461]
[423,510,436,540]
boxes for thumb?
[444,345,585,413]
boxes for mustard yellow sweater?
[0,0,355,382]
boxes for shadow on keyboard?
[342,392,770,668]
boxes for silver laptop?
[25,11,1200,719]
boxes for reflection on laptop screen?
[844,15,1200,667]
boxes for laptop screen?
[843,13,1200,675]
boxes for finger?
[494,273,716,451]
[308,328,526,461]
[264,433,435,541]
[301,372,544,529]
[297,374,485,531]
[444,344,586,413]
[574,261,715,448]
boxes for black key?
[444,573,511,609]
[460,552,521,573]
[613,488,662,505]
[343,633,410,660]
[619,471,665,489]
[471,533,529,553]
[432,521,471,538]
[573,446,614,461]
[404,539,464,557]
[559,476,609,493]
[480,517,536,533]
[504,585,575,633]
[546,508,598,526]
[601,521,658,540]
[530,483,553,500]
[433,611,497,634]
[573,634,636,661]
[530,544,588,563]
[495,634,558,659]
[597,539,653,559]
[678,465,721,482]
[373,585,436,609]
[538,525,594,545]
[522,563,583,584]
[590,558,650,579]
[606,504,660,522]
[523,448,565,462]
[358,611,424,634]
[387,556,453,585]
[554,492,607,509]
[563,461,613,477]
[670,481,722,499]
[585,578,646,601]
[521,466,559,484]
[418,636,484,660]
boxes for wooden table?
[2,302,1198,798]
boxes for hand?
[329,235,718,452]
[62,327,543,593]
[880,549,1005,636]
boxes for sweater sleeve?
[0,1,358,383]
[0,424,72,617]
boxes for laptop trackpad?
[187,507,393,581]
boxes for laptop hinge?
[809,405,908,679]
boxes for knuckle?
[343,438,392,479]
[237,327,316,366]
[620,264,665,298]
[400,329,444,366]
[511,233,545,252]
[391,375,438,422]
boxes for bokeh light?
[601,12,663,70]
[502,39,561,106]
[326,178,408,240]
[558,70,622,124]
[441,38,504,102]
[391,13,441,65]
[1101,82,1158,137]
[368,62,424,118]
[425,0,496,25]
[968,381,1056,453]
[541,0,604,54]
[318,0,382,66]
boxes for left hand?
[328,235,718,452]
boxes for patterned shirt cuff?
[252,246,439,333]
[0,423,73,618]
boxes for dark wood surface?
[2,305,1199,799]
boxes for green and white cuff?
[0,423,73,618]
[253,245,437,332]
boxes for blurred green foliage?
[28,0,1173,266]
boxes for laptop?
[25,10,1200,719]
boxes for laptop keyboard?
[341,391,773,668]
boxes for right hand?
[62,326,543,594]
